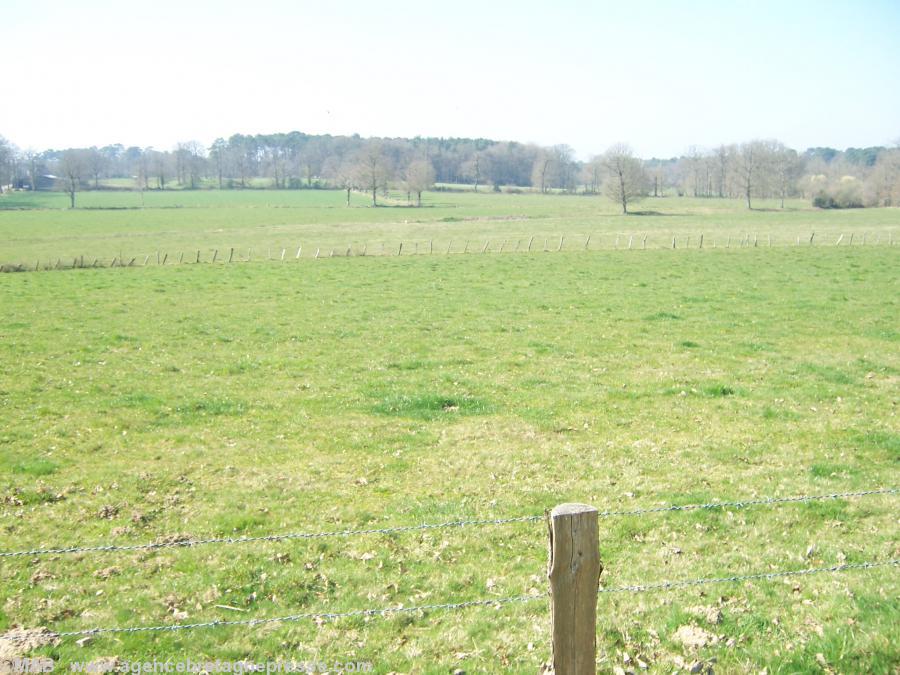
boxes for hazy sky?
[4,0,899,158]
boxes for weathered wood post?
[548,503,601,675]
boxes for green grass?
[0,190,897,672]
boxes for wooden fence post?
[548,503,601,675]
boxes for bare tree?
[87,147,107,188]
[147,149,170,189]
[208,138,228,189]
[405,159,436,207]
[531,150,553,193]
[734,140,771,209]
[581,157,602,194]
[601,144,647,214]
[866,148,900,206]
[23,148,40,191]
[354,141,391,206]
[461,153,481,191]
[59,149,88,208]
[714,145,732,197]
[771,143,801,208]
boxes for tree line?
[0,131,897,211]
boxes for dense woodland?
[0,131,898,211]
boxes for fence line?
[1,230,896,273]
[2,487,895,559]
[6,559,895,644]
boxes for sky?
[3,0,899,159]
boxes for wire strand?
[1,488,895,558]
[4,559,893,643]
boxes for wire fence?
[1,229,895,273]
[1,488,894,558]
[4,560,896,644]
[2,487,896,647]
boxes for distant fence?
[2,487,897,673]
[1,230,896,273]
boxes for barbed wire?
[0,515,542,558]
[3,559,895,643]
[598,559,899,594]
[1,488,895,558]
[594,487,898,518]
[2,229,895,274]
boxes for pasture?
[0,189,898,672]
[1,189,898,265]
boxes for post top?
[551,503,597,517]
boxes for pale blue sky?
[4,0,899,158]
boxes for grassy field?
[1,190,898,672]
[1,189,898,266]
